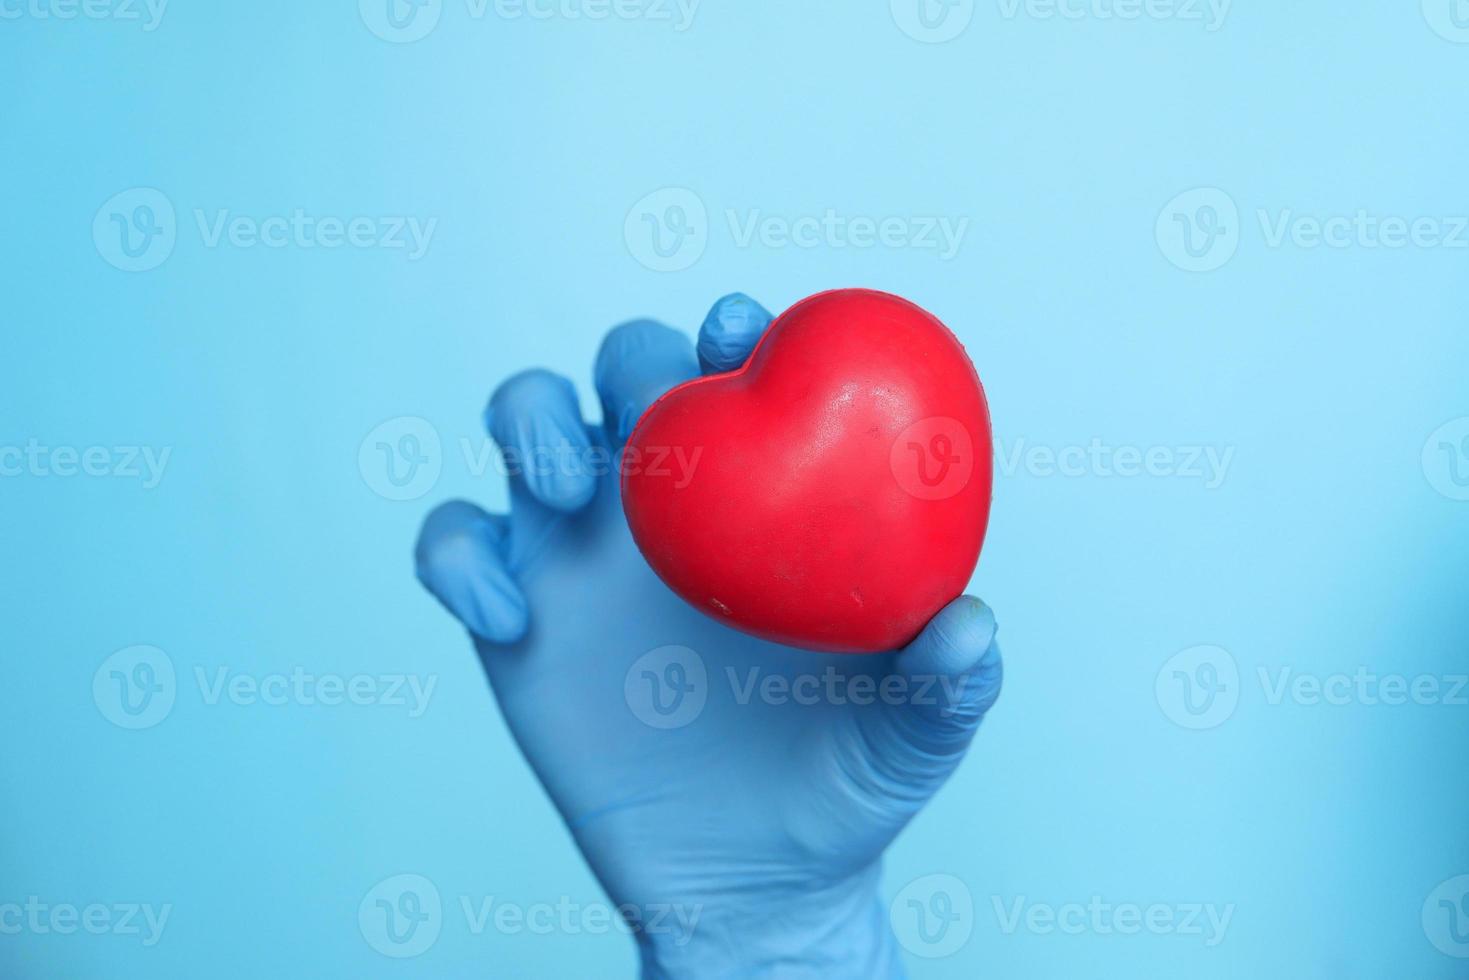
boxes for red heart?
[622,289,993,654]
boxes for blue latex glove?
[415,293,1003,979]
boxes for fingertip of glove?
[483,371,598,512]
[698,292,770,372]
[594,319,687,386]
[904,596,998,677]
[414,502,530,645]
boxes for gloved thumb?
[856,596,1002,795]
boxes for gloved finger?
[415,500,529,645]
[593,319,699,446]
[484,368,597,513]
[696,292,773,375]
[856,596,1002,790]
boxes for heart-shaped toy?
[622,289,993,653]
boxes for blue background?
[3,1,1467,976]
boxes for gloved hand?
[415,293,1003,979]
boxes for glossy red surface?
[622,289,993,653]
